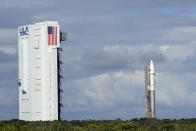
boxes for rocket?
[145,60,155,118]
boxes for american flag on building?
[48,26,57,46]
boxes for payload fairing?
[17,21,67,121]
[145,60,155,118]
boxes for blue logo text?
[19,26,29,36]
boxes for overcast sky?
[1,0,196,120]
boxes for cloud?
[0,29,17,44]
[159,26,196,44]
[61,45,167,81]
[0,62,18,119]
[82,48,128,71]
[0,51,17,63]
[160,44,195,61]
[0,46,17,55]
[62,42,196,80]
[63,71,144,115]
[0,88,16,106]
[156,72,196,107]
[82,45,166,71]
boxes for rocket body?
[145,60,155,118]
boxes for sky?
[1,0,196,120]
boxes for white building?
[18,21,67,121]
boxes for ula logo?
[19,26,29,36]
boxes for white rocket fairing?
[145,60,155,118]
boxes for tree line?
[1,118,196,131]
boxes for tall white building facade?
[18,21,67,121]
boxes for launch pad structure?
[17,21,67,121]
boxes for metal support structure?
[145,64,150,118]
[57,48,63,120]
[57,31,67,120]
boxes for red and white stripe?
[48,26,57,46]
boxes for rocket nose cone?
[150,60,153,66]
[149,60,155,73]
